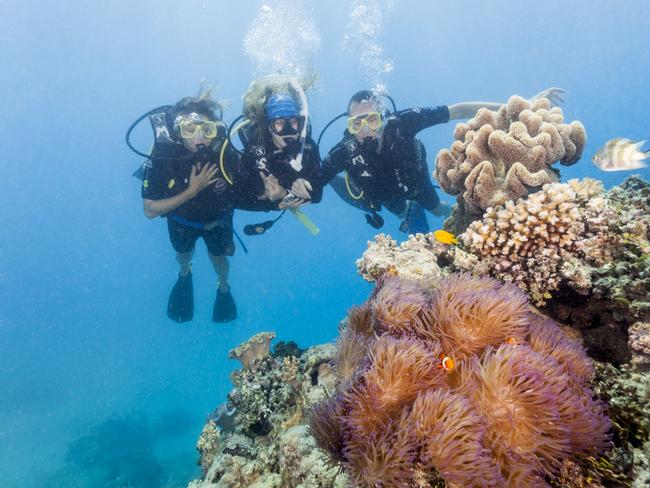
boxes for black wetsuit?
[141,142,239,256]
[234,127,323,211]
[321,106,449,216]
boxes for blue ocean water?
[0,0,649,485]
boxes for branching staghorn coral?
[435,95,586,232]
[309,274,610,487]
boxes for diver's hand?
[279,197,306,209]
[260,172,287,201]
[187,163,219,197]
[530,87,566,107]
[291,178,312,200]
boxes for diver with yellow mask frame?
[129,93,241,324]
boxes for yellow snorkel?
[290,208,319,235]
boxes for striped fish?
[592,138,649,171]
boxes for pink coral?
[309,274,610,487]
[414,273,529,361]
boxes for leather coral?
[435,95,586,232]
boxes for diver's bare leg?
[209,254,230,292]
[176,251,193,277]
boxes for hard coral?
[228,331,276,370]
[356,233,442,283]
[628,321,650,371]
[310,274,610,487]
[436,95,586,232]
[192,343,349,488]
[459,180,594,305]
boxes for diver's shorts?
[167,217,235,257]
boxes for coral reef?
[355,233,444,283]
[450,176,650,364]
[228,332,276,370]
[309,274,611,487]
[189,338,348,488]
[628,321,650,371]
[435,95,586,232]
[591,363,650,486]
[190,175,650,487]
[458,178,603,305]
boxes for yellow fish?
[433,229,458,245]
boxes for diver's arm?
[143,191,195,219]
[320,143,349,184]
[397,106,451,138]
[447,102,502,121]
[447,88,566,121]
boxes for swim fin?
[167,273,194,323]
[213,287,237,323]
[400,201,430,235]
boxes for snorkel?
[285,76,309,172]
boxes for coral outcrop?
[451,176,650,364]
[458,178,606,305]
[189,337,347,488]
[629,321,650,371]
[355,233,443,283]
[228,332,276,370]
[309,274,611,487]
[435,95,586,232]
[189,177,649,488]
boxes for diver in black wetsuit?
[321,88,565,234]
[140,94,239,324]
[234,89,322,213]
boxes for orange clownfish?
[505,337,519,346]
[433,230,459,245]
[438,354,455,371]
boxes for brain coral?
[309,274,611,488]
[435,95,586,232]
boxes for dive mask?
[270,116,303,136]
[347,111,382,134]
[175,113,219,140]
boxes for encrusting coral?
[309,273,611,488]
[356,233,442,283]
[435,95,586,232]
[628,321,650,371]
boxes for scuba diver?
[232,76,323,215]
[320,87,566,234]
[136,92,239,324]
